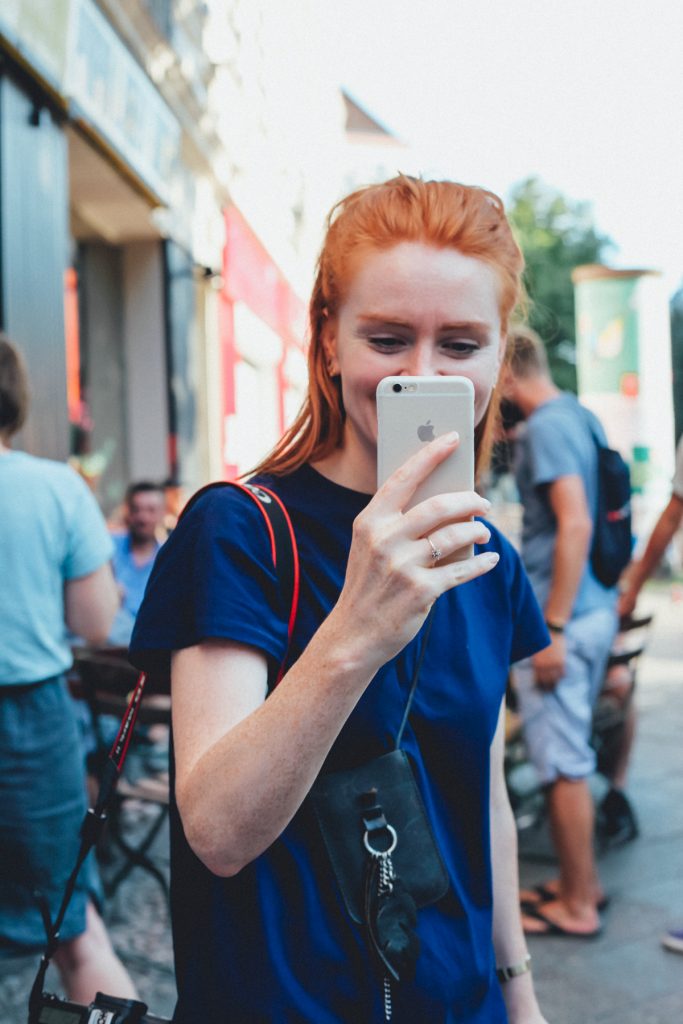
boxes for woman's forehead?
[341,242,502,324]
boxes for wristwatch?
[545,619,566,634]
[496,953,532,984]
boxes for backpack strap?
[178,480,300,682]
[577,402,604,449]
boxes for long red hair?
[251,175,524,481]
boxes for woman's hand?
[330,432,499,670]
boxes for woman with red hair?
[132,176,549,1023]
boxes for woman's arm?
[173,433,498,876]
[173,626,379,875]
[490,701,548,1024]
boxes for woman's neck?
[311,435,376,495]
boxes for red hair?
[252,175,524,480]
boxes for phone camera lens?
[392,383,402,393]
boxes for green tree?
[508,177,613,392]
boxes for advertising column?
[572,265,675,535]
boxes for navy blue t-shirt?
[131,464,548,1023]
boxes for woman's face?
[323,241,505,480]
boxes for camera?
[31,990,170,1023]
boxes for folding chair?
[71,647,171,909]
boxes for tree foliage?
[508,177,613,392]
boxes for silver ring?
[363,824,398,857]
[426,534,442,562]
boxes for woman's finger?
[420,520,492,565]
[404,490,491,538]
[431,550,500,590]
[374,431,461,511]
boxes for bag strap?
[577,401,605,451]
[179,480,300,681]
[394,605,436,750]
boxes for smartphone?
[376,375,475,556]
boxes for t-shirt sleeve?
[504,537,550,663]
[63,469,114,579]
[526,412,584,488]
[129,487,290,676]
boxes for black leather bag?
[308,611,448,984]
[310,748,449,926]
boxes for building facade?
[0,0,347,509]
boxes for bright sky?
[328,0,683,298]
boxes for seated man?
[109,482,166,646]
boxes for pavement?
[1,583,681,1023]
[520,584,683,1023]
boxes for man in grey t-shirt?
[502,326,618,940]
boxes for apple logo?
[417,420,435,442]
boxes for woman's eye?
[368,335,405,349]
[443,339,478,355]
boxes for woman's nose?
[400,343,438,377]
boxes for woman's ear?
[321,318,340,377]
[495,330,508,376]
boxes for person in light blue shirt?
[0,335,136,1004]
[108,481,165,646]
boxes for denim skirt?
[0,675,99,953]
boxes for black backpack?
[582,409,633,589]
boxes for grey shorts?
[513,606,618,785]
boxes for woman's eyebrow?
[357,315,491,338]
[356,316,412,329]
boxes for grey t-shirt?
[514,392,616,617]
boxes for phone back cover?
[377,377,474,511]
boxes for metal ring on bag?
[363,823,398,857]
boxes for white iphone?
[376,375,475,556]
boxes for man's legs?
[594,663,639,845]
[540,777,601,932]
[515,607,617,935]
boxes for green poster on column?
[575,275,640,395]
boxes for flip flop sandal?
[524,905,602,940]
[520,883,610,913]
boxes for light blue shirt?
[0,451,113,684]
[514,393,617,617]
[107,532,161,645]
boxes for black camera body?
[31,990,170,1023]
